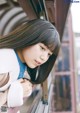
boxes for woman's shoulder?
[0,48,14,54]
[0,49,20,91]
[0,48,19,73]
[0,49,15,58]
[0,49,16,64]
[0,48,17,59]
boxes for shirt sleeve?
[7,81,23,107]
[0,49,20,91]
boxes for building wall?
[51,10,76,113]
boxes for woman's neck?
[17,50,25,63]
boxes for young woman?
[0,19,60,108]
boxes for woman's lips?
[34,60,42,65]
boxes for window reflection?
[55,45,70,72]
[63,23,69,41]
[53,75,72,111]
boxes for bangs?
[41,29,60,54]
[43,39,55,53]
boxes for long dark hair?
[0,19,60,84]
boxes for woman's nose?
[40,55,44,61]
[40,53,48,61]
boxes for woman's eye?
[48,53,51,57]
[40,46,45,51]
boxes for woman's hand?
[18,79,32,98]
[0,79,33,107]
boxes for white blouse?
[0,49,23,107]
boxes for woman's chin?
[27,64,37,69]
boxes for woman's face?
[22,43,52,68]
